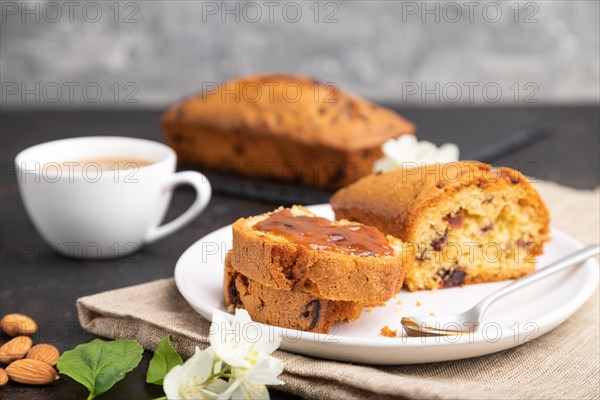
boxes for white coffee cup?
[15,136,212,259]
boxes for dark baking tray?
[183,122,551,206]
[181,166,334,205]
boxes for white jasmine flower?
[211,309,284,400]
[164,347,230,400]
[217,356,284,400]
[163,309,284,400]
[374,135,460,172]
[210,309,281,369]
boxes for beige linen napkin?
[77,181,600,400]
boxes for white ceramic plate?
[174,204,598,364]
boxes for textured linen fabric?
[77,181,600,400]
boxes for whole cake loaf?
[230,205,407,304]
[331,161,551,291]
[224,252,362,334]
[162,73,416,188]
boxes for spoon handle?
[476,245,600,314]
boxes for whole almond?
[1,314,37,336]
[0,336,33,364]
[5,359,59,385]
[0,367,8,387]
[26,344,60,366]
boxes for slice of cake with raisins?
[331,161,550,291]
[230,205,407,304]
[224,252,362,334]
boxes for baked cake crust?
[161,73,416,188]
[230,205,407,303]
[331,161,551,290]
[224,253,362,334]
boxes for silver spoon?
[401,245,600,336]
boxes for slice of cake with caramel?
[331,161,550,291]
[224,252,362,334]
[230,205,407,304]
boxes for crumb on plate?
[380,325,397,338]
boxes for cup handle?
[144,171,212,243]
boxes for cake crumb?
[429,312,436,316]
[396,300,403,305]
[365,306,374,313]
[380,325,397,337]
[393,306,402,313]
[416,300,422,307]
[226,304,236,314]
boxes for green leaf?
[146,335,183,385]
[57,338,144,400]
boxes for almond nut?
[5,359,59,385]
[26,344,60,366]
[0,336,33,364]
[1,314,37,336]
[0,367,8,387]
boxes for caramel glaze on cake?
[253,209,393,257]
[230,205,407,304]
[161,73,416,188]
[224,252,362,334]
[331,161,551,291]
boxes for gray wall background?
[1,0,599,107]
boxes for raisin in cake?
[224,252,361,334]
[331,161,550,291]
[230,205,407,303]
[161,73,415,188]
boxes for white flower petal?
[210,380,231,391]
[217,377,243,400]
[207,378,232,397]
[380,139,398,158]
[399,134,418,147]
[231,381,270,400]
[211,311,250,368]
[210,311,231,347]
[163,365,185,400]
[234,308,253,324]
[211,309,283,370]
[373,158,397,173]
[438,144,460,161]
[163,348,224,400]
[245,357,285,386]
[252,329,282,356]
[186,348,217,379]
[373,135,460,172]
